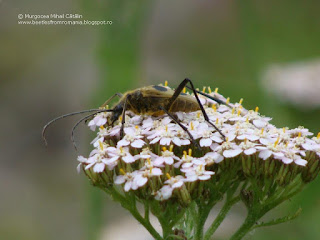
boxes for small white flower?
[274,151,308,166]
[164,175,185,189]
[107,146,135,163]
[148,125,177,146]
[85,154,109,173]
[88,112,109,131]
[117,127,145,148]
[201,152,224,165]
[154,146,179,166]
[174,150,195,168]
[77,155,87,173]
[115,170,148,191]
[184,164,215,182]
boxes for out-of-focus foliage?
[1,0,320,239]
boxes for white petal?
[214,154,224,163]
[185,175,198,182]
[244,148,256,155]
[253,119,267,128]
[88,120,96,131]
[200,138,212,147]
[199,97,206,105]
[154,157,164,166]
[93,163,105,173]
[294,159,308,166]
[259,150,272,160]
[246,135,260,141]
[211,136,223,143]
[160,137,171,145]
[282,158,293,164]
[150,137,161,144]
[172,181,183,188]
[260,138,272,145]
[93,137,104,147]
[131,139,145,148]
[114,175,125,184]
[77,163,82,173]
[164,157,174,165]
[95,117,107,126]
[85,162,94,170]
[135,176,148,187]
[124,128,135,135]
[161,186,173,200]
[223,149,242,158]
[302,143,315,151]
[122,155,135,163]
[226,134,236,142]
[180,139,191,145]
[124,181,132,192]
[273,152,284,158]
[151,168,162,176]
[105,156,119,164]
[198,175,211,181]
[77,156,87,163]
[182,162,193,168]
[172,137,181,146]
[117,139,130,147]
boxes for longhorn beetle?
[42,78,229,150]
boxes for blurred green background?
[1,0,320,239]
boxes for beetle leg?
[101,92,123,108]
[167,78,225,140]
[120,94,130,138]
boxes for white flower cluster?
[77,88,320,202]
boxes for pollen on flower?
[183,87,186,93]
[119,168,126,175]
[202,87,206,93]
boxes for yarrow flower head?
[76,83,320,240]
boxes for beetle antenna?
[42,109,113,146]
[71,110,113,151]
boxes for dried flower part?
[78,87,320,206]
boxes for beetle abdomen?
[169,97,200,113]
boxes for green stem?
[203,196,240,240]
[169,208,187,229]
[158,216,172,239]
[231,180,305,240]
[104,187,163,240]
[129,206,163,240]
[230,210,259,240]
[194,204,213,240]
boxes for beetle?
[42,78,227,149]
